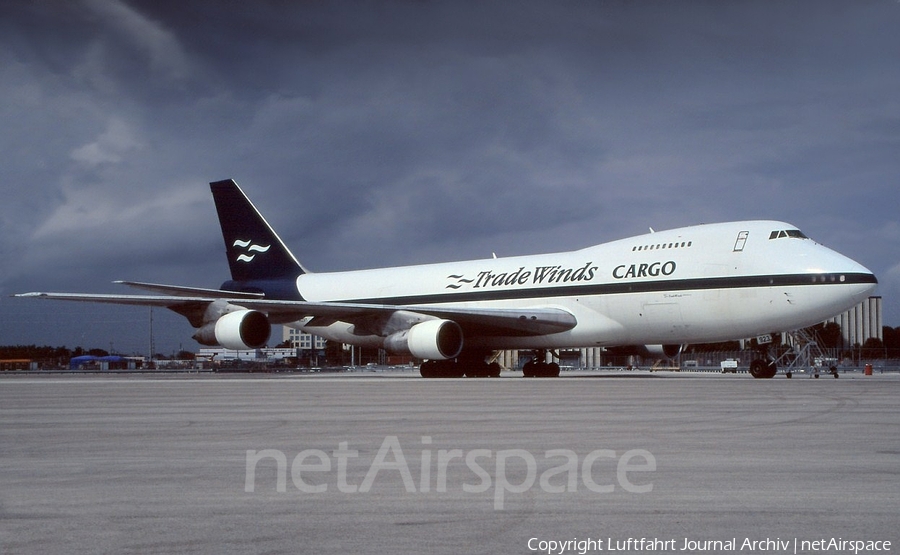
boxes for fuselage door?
[733,231,749,252]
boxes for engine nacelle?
[192,309,271,350]
[643,344,684,360]
[383,319,464,360]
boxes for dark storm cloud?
[2,1,899,354]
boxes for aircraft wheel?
[420,361,436,378]
[420,360,463,378]
[468,364,498,378]
[443,363,465,378]
[533,362,560,377]
[460,355,499,378]
[749,359,765,378]
[487,362,501,378]
[464,364,487,378]
[523,358,560,377]
[749,359,777,379]
[522,361,536,378]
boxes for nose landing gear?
[749,328,839,379]
[748,358,778,379]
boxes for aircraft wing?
[113,280,265,298]
[14,291,577,337]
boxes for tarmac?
[2,371,899,554]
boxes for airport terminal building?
[825,296,883,348]
[282,327,327,351]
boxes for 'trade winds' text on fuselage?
[446,260,677,290]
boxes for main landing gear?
[522,350,560,378]
[419,352,502,378]
[419,350,562,378]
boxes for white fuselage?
[291,221,877,350]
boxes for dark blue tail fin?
[210,179,307,283]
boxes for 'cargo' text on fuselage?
[612,261,677,280]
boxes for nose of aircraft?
[841,253,877,287]
[829,248,878,299]
[808,241,877,285]
[790,242,879,326]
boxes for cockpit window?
[769,229,808,240]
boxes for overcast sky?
[1,1,899,355]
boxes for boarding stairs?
[770,328,838,378]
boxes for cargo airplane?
[17,180,877,378]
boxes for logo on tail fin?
[233,239,271,263]
[211,179,307,282]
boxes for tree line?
[0,345,195,364]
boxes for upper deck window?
[631,241,692,252]
[769,229,808,240]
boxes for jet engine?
[383,319,464,360]
[192,309,271,350]
[643,344,684,360]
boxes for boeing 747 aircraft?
[18,180,877,378]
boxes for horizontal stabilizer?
[13,291,210,308]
